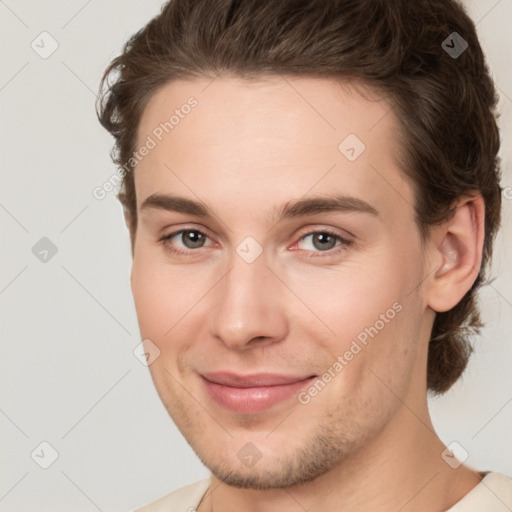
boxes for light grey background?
[1,1,511,511]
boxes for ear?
[123,207,131,230]
[425,192,485,313]
[123,207,136,264]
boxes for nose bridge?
[209,247,286,349]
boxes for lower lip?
[201,376,316,414]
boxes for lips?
[200,372,316,414]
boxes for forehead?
[134,75,414,222]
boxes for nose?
[209,249,288,351]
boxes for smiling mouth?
[200,372,317,414]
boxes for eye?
[293,229,352,258]
[158,227,352,258]
[158,229,213,256]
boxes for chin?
[191,424,357,490]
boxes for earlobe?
[426,193,485,313]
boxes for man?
[96,0,512,510]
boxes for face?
[130,75,433,489]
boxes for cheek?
[130,246,217,352]
[287,252,422,389]
[131,247,182,340]
[287,255,411,345]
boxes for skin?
[129,75,485,511]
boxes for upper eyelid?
[299,227,352,240]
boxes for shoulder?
[133,478,211,512]
[447,472,512,511]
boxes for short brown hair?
[96,0,502,394]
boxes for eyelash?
[157,228,352,259]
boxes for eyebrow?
[140,193,379,222]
